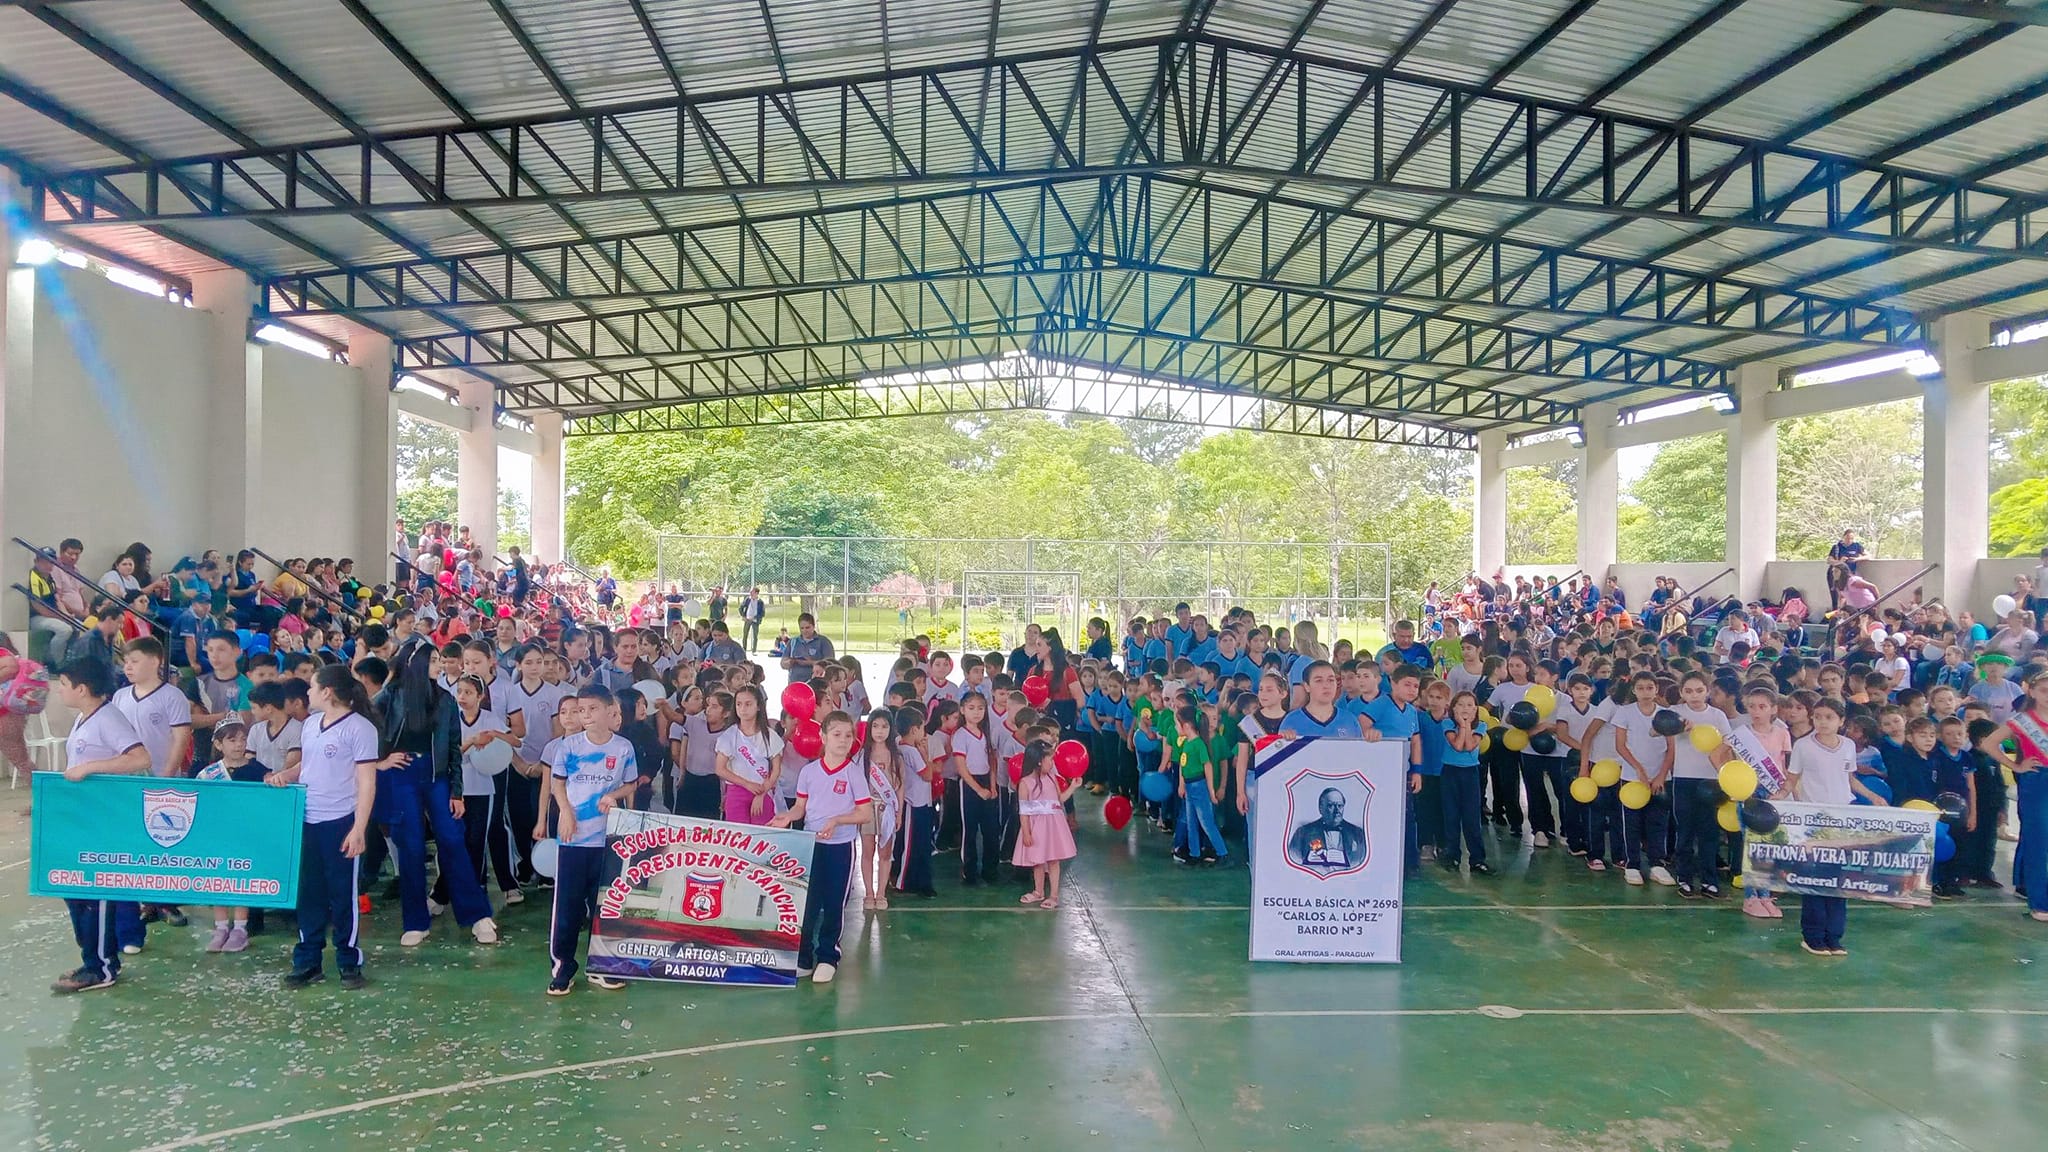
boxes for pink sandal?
[1019,893,1043,906]
[1041,897,1059,910]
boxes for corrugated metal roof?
[8,0,2048,433]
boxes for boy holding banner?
[51,659,151,993]
[546,685,639,995]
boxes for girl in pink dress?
[1014,741,1081,909]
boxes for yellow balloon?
[1717,761,1759,802]
[1590,759,1622,788]
[1731,874,1745,890]
[1717,802,1741,833]
[1524,683,1557,717]
[1477,733,1491,753]
[1569,776,1598,804]
[82,615,99,629]
[368,605,385,620]
[355,587,373,599]
[1688,725,1723,753]
[1502,728,1530,753]
[1902,799,1939,813]
[1619,780,1652,810]
[1479,707,1497,728]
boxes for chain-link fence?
[652,535,1393,653]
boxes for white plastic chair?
[22,711,64,785]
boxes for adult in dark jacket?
[374,636,500,947]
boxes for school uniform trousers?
[1412,771,1443,853]
[1086,729,1115,789]
[294,816,363,974]
[1585,783,1625,865]
[548,843,613,985]
[65,899,128,980]
[1960,764,2005,883]
[2013,769,2048,915]
[1620,787,1672,873]
[1555,752,1586,853]
[1519,752,1568,839]
[937,778,963,852]
[997,783,1024,877]
[676,770,722,820]
[379,753,495,932]
[800,839,856,971]
[892,803,936,894]
[434,772,518,902]
[1438,762,1487,867]
[1485,740,1523,830]
[1670,776,1724,886]
[1800,894,1847,951]
[958,775,1001,883]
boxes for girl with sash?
[859,713,902,911]
[714,684,783,825]
[1983,668,2048,922]
[1729,684,1792,920]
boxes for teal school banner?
[29,774,304,909]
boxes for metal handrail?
[9,537,169,636]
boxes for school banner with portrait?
[1250,737,1407,963]
[586,807,816,987]
[1742,801,1938,907]
[29,775,303,908]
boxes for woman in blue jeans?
[374,638,500,947]
[1172,705,1227,864]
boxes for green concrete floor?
[3,800,2046,1152]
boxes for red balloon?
[1006,753,1025,785]
[1103,795,1133,830]
[855,720,868,747]
[1022,674,1051,707]
[780,681,817,721]
[1054,739,1089,779]
[788,718,823,760]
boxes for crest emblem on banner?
[142,788,199,848]
[681,870,725,921]
[1281,768,1373,880]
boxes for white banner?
[1250,736,1407,964]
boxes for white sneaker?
[796,965,814,977]
[121,943,144,956]
[426,899,448,917]
[400,930,429,947]
[1624,868,1645,886]
[471,917,499,944]
[502,889,525,905]
[1532,832,1550,848]
[1649,866,1677,887]
[813,963,837,984]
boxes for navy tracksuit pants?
[294,816,363,974]
[548,843,610,985]
[66,899,131,980]
[800,840,855,969]
[892,804,936,894]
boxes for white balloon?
[468,740,514,777]
[1993,594,2017,617]
[529,838,560,879]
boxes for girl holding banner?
[1981,668,2048,923]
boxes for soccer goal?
[960,570,1082,655]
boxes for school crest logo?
[1280,768,1373,880]
[142,787,198,848]
[833,778,848,795]
[681,870,724,921]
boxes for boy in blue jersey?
[1339,660,1383,719]
[546,685,639,996]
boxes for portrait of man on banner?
[1283,770,1372,878]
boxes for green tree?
[395,414,457,528]
[1775,399,1921,559]
[1617,433,1726,562]
[1505,464,1577,565]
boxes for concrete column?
[530,411,565,564]
[348,327,398,585]
[1473,429,1507,578]
[1577,401,1619,581]
[1725,363,1778,602]
[456,374,499,560]
[1925,311,1993,612]
[0,172,26,631]
[189,269,261,550]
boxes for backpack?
[1,658,50,716]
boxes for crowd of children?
[32,533,2048,995]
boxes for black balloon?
[1740,799,1781,835]
[1651,708,1685,738]
[1528,731,1559,756]
[1936,791,1967,822]
[1507,701,1541,731]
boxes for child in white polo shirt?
[772,710,872,985]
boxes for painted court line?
[132,1004,2048,1151]
[0,858,27,872]
[883,901,2019,913]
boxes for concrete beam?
[396,387,473,431]
[456,375,498,559]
